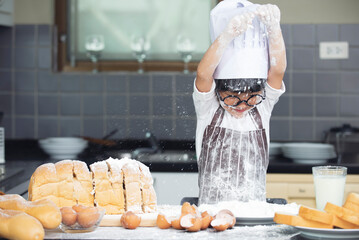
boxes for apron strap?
[209,106,225,127]
[249,107,264,130]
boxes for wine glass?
[85,35,105,73]
[176,36,195,74]
[131,36,151,74]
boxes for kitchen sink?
[135,150,196,163]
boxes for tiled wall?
[0,24,359,142]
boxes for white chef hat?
[210,0,269,80]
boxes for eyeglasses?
[216,89,266,107]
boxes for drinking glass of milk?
[312,166,347,211]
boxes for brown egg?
[60,207,77,226]
[156,214,171,229]
[77,207,100,228]
[216,209,236,228]
[72,204,87,213]
[171,218,184,230]
[200,211,213,230]
[120,211,141,229]
[180,214,201,232]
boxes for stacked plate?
[269,142,283,157]
[39,137,88,160]
[281,143,337,164]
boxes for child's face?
[217,90,264,118]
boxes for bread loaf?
[0,194,61,229]
[28,157,157,214]
[0,209,44,240]
[274,212,333,229]
[324,202,359,226]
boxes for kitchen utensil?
[324,124,359,164]
[312,166,347,211]
[79,129,118,147]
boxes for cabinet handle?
[298,188,306,193]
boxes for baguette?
[0,194,61,229]
[274,212,333,229]
[299,205,334,225]
[0,209,44,240]
[324,202,359,226]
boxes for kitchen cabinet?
[152,172,199,205]
[0,0,13,26]
[266,174,359,208]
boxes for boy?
[193,1,286,204]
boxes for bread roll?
[0,194,61,229]
[0,209,44,240]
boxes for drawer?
[288,184,315,198]
[266,183,288,199]
[288,198,316,208]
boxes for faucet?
[131,132,162,159]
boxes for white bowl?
[39,137,88,160]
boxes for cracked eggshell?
[180,214,201,232]
[200,211,213,230]
[156,213,171,229]
[215,209,236,228]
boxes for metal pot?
[324,124,359,164]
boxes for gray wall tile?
[15,71,35,92]
[153,119,174,140]
[0,70,11,91]
[315,72,339,93]
[59,117,81,136]
[340,72,359,93]
[129,95,150,115]
[281,24,291,46]
[341,48,359,70]
[38,95,58,115]
[14,47,35,69]
[292,96,313,116]
[272,95,289,117]
[175,95,195,117]
[340,96,359,117]
[38,117,58,138]
[83,75,104,92]
[314,120,339,141]
[316,49,339,70]
[60,95,81,115]
[0,47,12,68]
[292,48,314,70]
[15,25,35,46]
[340,24,359,45]
[15,117,35,138]
[129,75,150,93]
[83,95,103,116]
[315,96,338,117]
[83,118,104,138]
[38,71,58,92]
[37,25,51,46]
[60,74,82,92]
[175,74,194,92]
[106,118,127,138]
[175,119,195,140]
[292,25,315,46]
[128,118,150,139]
[153,75,173,93]
[37,47,52,69]
[270,119,290,141]
[292,72,314,93]
[15,94,34,115]
[292,120,314,141]
[106,95,127,115]
[0,94,12,115]
[153,96,173,116]
[0,27,12,46]
[316,24,339,44]
[106,75,127,92]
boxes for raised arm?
[196,12,256,93]
[256,4,287,90]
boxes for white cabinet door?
[0,0,13,26]
[152,172,199,205]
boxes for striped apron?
[198,106,269,205]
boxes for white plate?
[236,216,275,226]
[294,226,359,239]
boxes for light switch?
[319,41,349,59]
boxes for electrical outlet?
[319,41,349,59]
